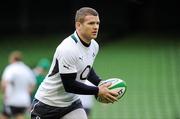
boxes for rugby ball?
[96,78,127,103]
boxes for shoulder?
[2,64,16,80]
[21,63,34,72]
[2,64,12,74]
[3,63,16,73]
[56,36,79,60]
[91,39,99,48]
[91,39,99,52]
[59,37,78,53]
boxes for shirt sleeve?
[60,73,99,95]
[87,68,101,86]
[58,48,78,74]
[2,66,13,81]
[27,68,36,85]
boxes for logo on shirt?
[92,53,95,57]
[35,116,41,119]
[63,65,70,69]
[79,56,83,60]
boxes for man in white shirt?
[0,51,36,119]
[31,7,118,119]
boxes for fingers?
[109,90,119,97]
[97,82,119,103]
[100,91,118,103]
[106,94,118,103]
[102,82,112,87]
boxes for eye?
[96,22,100,25]
[89,22,95,25]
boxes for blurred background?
[0,0,180,119]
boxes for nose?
[94,23,99,30]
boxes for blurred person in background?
[30,7,118,119]
[78,80,95,119]
[0,50,36,119]
[31,58,50,100]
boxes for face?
[76,15,100,43]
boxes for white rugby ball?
[96,78,127,103]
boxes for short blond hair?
[75,7,99,23]
[9,50,23,62]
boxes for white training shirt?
[78,80,95,109]
[2,61,36,107]
[35,31,99,107]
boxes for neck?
[76,32,91,47]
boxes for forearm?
[60,73,99,95]
[0,80,7,93]
[87,68,101,86]
[29,84,36,94]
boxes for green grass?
[91,36,180,119]
[0,34,180,119]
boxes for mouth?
[92,31,97,35]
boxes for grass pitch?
[0,34,180,119]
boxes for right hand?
[97,82,118,103]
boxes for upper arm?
[1,67,11,92]
[2,67,13,82]
[57,48,78,74]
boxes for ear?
[75,22,81,29]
